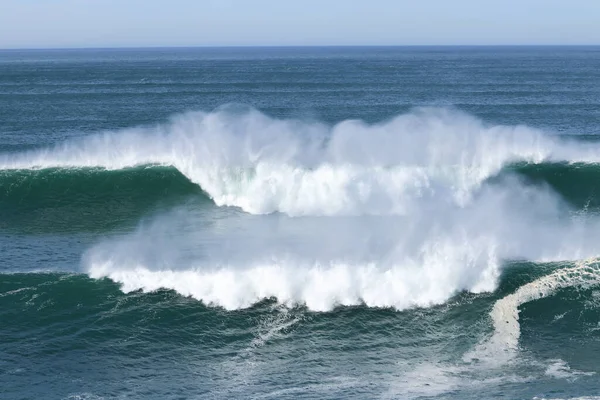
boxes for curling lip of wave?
[1,107,599,216]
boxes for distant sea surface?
[1,47,600,399]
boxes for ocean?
[1,46,599,399]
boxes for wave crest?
[3,107,597,216]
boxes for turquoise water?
[1,47,600,399]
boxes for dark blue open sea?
[1,46,600,399]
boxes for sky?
[0,0,599,49]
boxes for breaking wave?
[2,106,600,216]
[3,107,600,316]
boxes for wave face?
[510,162,600,210]
[0,166,204,232]
[3,106,600,217]
[0,166,200,208]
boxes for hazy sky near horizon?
[1,0,599,48]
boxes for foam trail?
[465,258,600,363]
[2,107,600,216]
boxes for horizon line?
[1,44,600,51]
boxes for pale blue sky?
[1,0,599,49]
